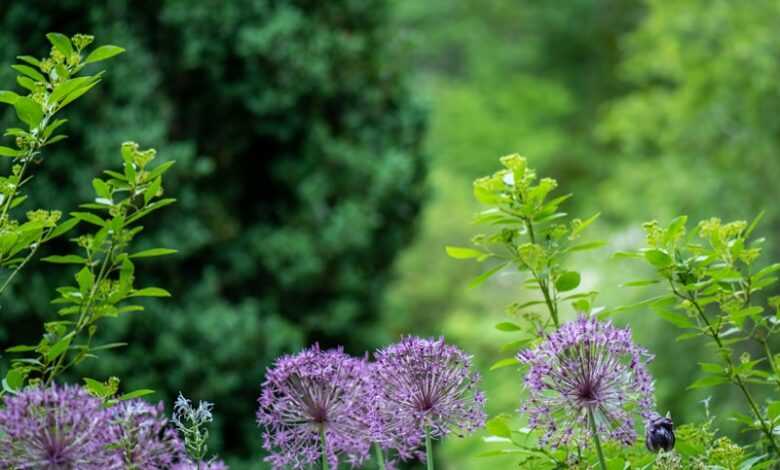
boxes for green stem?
[587,408,607,470]
[373,443,386,470]
[681,290,780,455]
[425,428,434,470]
[525,217,559,328]
[320,426,329,470]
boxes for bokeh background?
[1,0,779,468]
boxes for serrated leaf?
[84,45,125,65]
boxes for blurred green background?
[2,0,780,468]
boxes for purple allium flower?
[110,399,187,468]
[0,384,122,469]
[517,316,656,448]
[256,344,372,469]
[372,336,486,449]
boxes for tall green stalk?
[587,408,607,470]
[425,428,434,470]
[320,426,329,470]
[374,443,386,470]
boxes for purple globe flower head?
[110,399,187,468]
[0,384,122,469]
[256,344,372,470]
[372,336,486,449]
[517,316,656,449]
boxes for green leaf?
[489,357,520,371]
[0,90,20,105]
[13,97,43,129]
[76,267,94,295]
[654,308,695,328]
[555,271,581,292]
[50,76,97,104]
[485,416,512,438]
[565,240,606,253]
[16,55,41,67]
[644,249,672,268]
[3,369,24,392]
[11,64,45,83]
[620,279,660,287]
[688,375,729,390]
[45,218,80,240]
[83,377,111,397]
[445,246,490,260]
[46,332,75,362]
[42,254,87,264]
[495,322,523,332]
[56,80,100,110]
[46,33,73,56]
[83,45,125,65]
[468,261,509,289]
[118,389,155,401]
[0,146,22,157]
[129,248,178,258]
[143,176,162,204]
[130,287,171,298]
[745,210,765,237]
[70,211,105,226]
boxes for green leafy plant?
[0,35,175,401]
[0,33,123,297]
[621,214,780,460]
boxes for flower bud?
[645,414,675,452]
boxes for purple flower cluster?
[0,384,121,469]
[110,399,187,468]
[517,316,655,449]
[0,384,221,469]
[257,338,486,470]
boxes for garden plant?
[1,33,780,470]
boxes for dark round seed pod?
[645,415,675,452]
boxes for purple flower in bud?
[0,384,121,469]
[517,316,656,448]
[110,399,187,468]
[645,414,675,452]
[256,344,372,469]
[372,336,486,449]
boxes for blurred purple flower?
[256,344,372,469]
[372,336,486,451]
[0,384,121,469]
[517,316,656,448]
[110,399,187,468]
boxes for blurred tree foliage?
[0,0,425,466]
[389,0,780,467]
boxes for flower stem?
[374,442,386,470]
[425,428,434,470]
[320,426,329,470]
[587,408,607,470]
